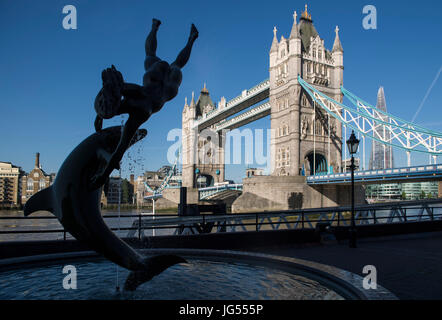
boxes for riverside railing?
[1,200,441,241]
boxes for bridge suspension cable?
[143,149,181,194]
[298,76,442,158]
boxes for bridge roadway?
[307,164,442,186]
[215,101,271,132]
[195,80,270,131]
[145,164,442,201]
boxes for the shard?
[369,87,394,170]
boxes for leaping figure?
[91,19,198,189]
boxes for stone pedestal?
[231,176,365,213]
[161,187,200,206]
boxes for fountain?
[0,18,396,300]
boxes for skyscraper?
[369,87,394,170]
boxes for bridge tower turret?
[182,92,197,187]
[269,5,343,177]
[182,86,226,188]
[269,10,303,177]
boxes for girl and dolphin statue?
[23,19,199,291]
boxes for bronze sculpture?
[91,19,198,189]
[24,19,198,291]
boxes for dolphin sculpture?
[24,126,186,291]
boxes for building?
[366,182,439,202]
[135,175,146,206]
[246,168,264,178]
[366,184,402,201]
[182,5,344,188]
[182,84,225,187]
[21,153,55,205]
[402,182,438,200]
[369,87,394,170]
[0,161,25,206]
[105,176,123,204]
[342,158,360,173]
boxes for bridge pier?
[231,176,365,213]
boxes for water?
[0,259,344,300]
[0,210,175,242]
[1,203,440,242]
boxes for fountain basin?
[0,249,396,300]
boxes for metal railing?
[307,164,442,185]
[1,200,441,241]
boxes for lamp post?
[346,131,360,248]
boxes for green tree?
[401,191,407,200]
[420,190,426,200]
[120,179,133,204]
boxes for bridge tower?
[182,85,226,188]
[269,6,343,177]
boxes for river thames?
[1,202,441,242]
[0,209,177,242]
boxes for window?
[315,119,322,135]
[286,147,291,166]
[277,148,283,168]
[27,178,33,191]
[39,179,46,191]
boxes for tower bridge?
[149,6,442,212]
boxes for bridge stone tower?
[269,6,343,177]
[182,85,226,188]
[232,6,355,212]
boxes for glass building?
[366,182,439,201]
[369,87,394,170]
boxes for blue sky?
[0,0,441,182]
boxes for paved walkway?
[253,231,442,300]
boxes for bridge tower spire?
[269,5,343,177]
[182,85,226,188]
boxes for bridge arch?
[196,173,215,188]
[303,151,328,176]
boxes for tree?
[401,191,407,200]
[420,190,426,200]
[121,179,134,204]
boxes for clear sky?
[1,0,441,182]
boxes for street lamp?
[346,131,360,248]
